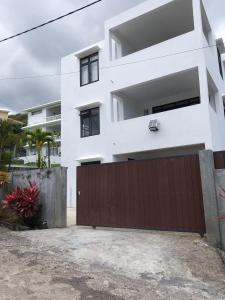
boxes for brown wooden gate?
[77,155,206,234]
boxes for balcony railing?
[46,114,61,122]
[53,135,61,141]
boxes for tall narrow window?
[80,107,100,138]
[80,53,99,86]
[217,47,224,79]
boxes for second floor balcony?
[46,105,61,123]
[46,114,61,122]
[111,67,200,122]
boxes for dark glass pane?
[90,61,98,82]
[90,54,98,62]
[81,117,90,137]
[91,107,99,115]
[91,115,100,135]
[153,97,200,114]
[81,57,89,65]
[81,65,89,85]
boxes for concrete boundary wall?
[199,150,221,248]
[10,167,67,228]
[214,170,225,250]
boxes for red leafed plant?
[2,181,40,219]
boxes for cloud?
[0,0,224,111]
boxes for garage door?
[77,154,206,234]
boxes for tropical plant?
[0,207,21,224]
[2,181,40,219]
[26,128,54,168]
[0,171,10,187]
[0,120,25,171]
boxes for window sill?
[80,79,99,87]
[81,133,100,139]
[75,101,103,111]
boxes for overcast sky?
[0,0,224,112]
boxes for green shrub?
[0,207,22,224]
[12,159,25,165]
[51,164,61,168]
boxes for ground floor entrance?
[77,154,206,234]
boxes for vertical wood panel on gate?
[77,154,206,234]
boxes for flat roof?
[0,108,10,113]
[23,100,61,113]
[74,42,102,59]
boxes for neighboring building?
[61,0,225,207]
[20,100,61,165]
[0,108,10,120]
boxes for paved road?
[0,227,225,299]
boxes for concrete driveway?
[0,226,225,299]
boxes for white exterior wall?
[61,0,225,207]
[21,101,61,166]
[28,108,47,126]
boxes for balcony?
[110,67,204,154]
[109,0,194,60]
[46,114,61,122]
[111,67,200,121]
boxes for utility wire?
[0,0,102,43]
[0,43,217,81]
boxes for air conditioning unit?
[149,119,159,132]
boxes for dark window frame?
[31,109,42,115]
[217,47,224,79]
[152,97,200,114]
[81,161,101,166]
[80,52,99,87]
[80,107,100,138]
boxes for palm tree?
[0,120,24,171]
[26,128,54,168]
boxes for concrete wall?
[199,150,221,247]
[10,167,67,228]
[28,109,46,126]
[214,170,225,250]
[199,150,225,250]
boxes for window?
[50,146,59,156]
[152,97,200,114]
[80,107,100,138]
[81,161,101,166]
[30,147,36,155]
[31,109,42,115]
[80,53,99,86]
[217,47,224,79]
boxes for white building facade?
[21,100,61,165]
[61,0,225,207]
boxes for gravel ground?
[0,226,225,299]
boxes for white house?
[0,107,10,120]
[21,100,61,165]
[61,0,225,208]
